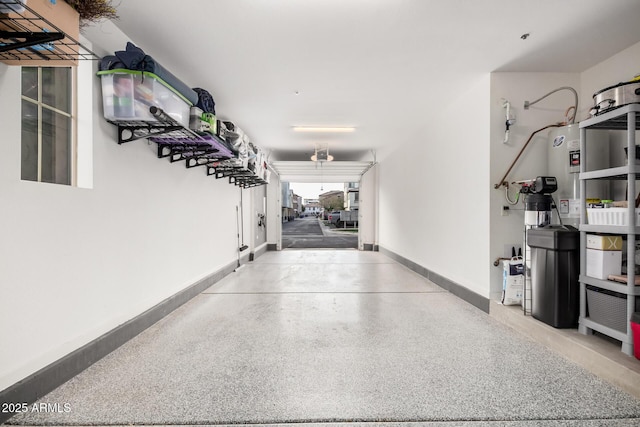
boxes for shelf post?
[579,126,589,335]
[623,110,636,355]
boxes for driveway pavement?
[282,217,357,249]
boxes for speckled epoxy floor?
[5,250,640,426]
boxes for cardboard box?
[586,234,623,251]
[586,248,622,280]
[0,0,80,66]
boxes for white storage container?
[587,208,640,226]
[98,69,191,128]
[586,248,622,280]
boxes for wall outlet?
[504,244,522,259]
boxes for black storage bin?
[527,225,579,328]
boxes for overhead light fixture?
[293,126,355,133]
[311,153,334,162]
[311,146,334,162]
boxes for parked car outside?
[329,210,358,228]
[327,211,341,224]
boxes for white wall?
[581,41,640,201]
[0,41,251,391]
[359,163,378,250]
[378,75,491,298]
[266,170,282,249]
[76,40,94,189]
[489,72,580,299]
[581,41,640,98]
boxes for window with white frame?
[21,67,75,185]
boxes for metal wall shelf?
[578,104,640,356]
[580,224,640,234]
[580,275,640,296]
[106,107,268,188]
[581,317,629,343]
[207,163,268,188]
[580,104,640,131]
[580,165,640,180]
[0,0,98,62]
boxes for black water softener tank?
[527,225,579,328]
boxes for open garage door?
[270,161,374,183]
[280,180,360,250]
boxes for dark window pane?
[41,108,71,185]
[42,67,71,113]
[21,100,38,181]
[21,67,38,100]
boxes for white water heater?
[547,124,609,223]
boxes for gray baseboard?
[249,242,269,261]
[362,243,379,251]
[267,243,278,251]
[379,246,489,313]
[239,251,251,266]
[0,260,238,424]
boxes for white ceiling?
[93,0,640,179]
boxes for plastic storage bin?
[587,208,640,226]
[586,286,640,332]
[98,69,192,128]
[527,225,579,328]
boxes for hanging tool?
[239,189,248,252]
[235,200,248,271]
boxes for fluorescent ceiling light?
[292,126,355,133]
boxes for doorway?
[281,181,358,249]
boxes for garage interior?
[2,0,640,425]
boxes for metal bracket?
[0,31,64,53]
[105,107,268,187]
[112,122,183,144]
[0,0,99,61]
